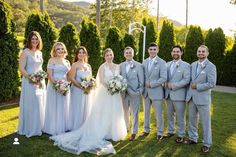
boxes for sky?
[64,0,236,36]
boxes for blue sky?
[64,0,236,36]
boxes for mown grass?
[0,91,236,157]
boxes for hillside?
[5,0,93,34]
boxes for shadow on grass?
[0,92,235,157]
[0,104,18,111]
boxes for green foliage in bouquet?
[0,0,20,100]
[24,11,57,70]
[58,22,80,63]
[105,26,124,64]
[80,19,101,75]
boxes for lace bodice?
[98,63,120,86]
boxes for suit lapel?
[194,59,208,79]
[148,57,158,77]
[122,63,128,78]
[171,60,181,80]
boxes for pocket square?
[177,70,181,72]
[133,70,136,73]
[201,71,205,74]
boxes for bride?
[50,48,127,155]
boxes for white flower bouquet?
[53,80,70,96]
[80,76,96,94]
[28,70,47,88]
[107,75,127,95]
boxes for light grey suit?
[186,59,216,147]
[165,60,190,137]
[142,56,167,136]
[120,60,144,134]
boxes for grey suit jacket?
[186,59,217,105]
[165,60,190,101]
[120,60,144,97]
[142,56,167,100]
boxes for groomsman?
[185,45,217,153]
[164,45,190,143]
[140,42,167,141]
[120,46,144,141]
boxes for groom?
[140,42,167,141]
[120,46,144,141]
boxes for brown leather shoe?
[129,134,136,141]
[163,133,175,139]
[201,146,210,153]
[184,139,197,144]
[175,137,184,143]
[139,132,149,137]
[156,135,163,141]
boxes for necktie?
[126,62,131,73]
[148,60,153,72]
[196,63,201,75]
[170,62,176,75]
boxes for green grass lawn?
[0,91,236,157]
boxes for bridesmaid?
[18,31,46,137]
[68,46,92,131]
[43,42,71,135]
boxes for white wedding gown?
[50,63,127,155]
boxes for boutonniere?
[176,63,180,68]
[200,63,206,69]
[154,59,158,64]
[130,63,135,69]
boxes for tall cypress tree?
[80,19,101,75]
[58,22,80,63]
[158,20,176,62]
[24,11,57,70]
[123,33,137,59]
[184,25,204,63]
[205,27,226,84]
[224,39,236,86]
[0,0,20,100]
[105,26,124,63]
[138,18,158,62]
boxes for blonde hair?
[198,45,209,52]
[50,42,68,58]
[103,48,113,57]
[25,31,43,50]
[124,46,134,54]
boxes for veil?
[50,63,117,155]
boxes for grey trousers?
[123,94,140,134]
[188,100,212,147]
[166,99,186,137]
[143,97,164,136]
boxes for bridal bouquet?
[107,75,127,95]
[80,76,96,94]
[53,80,71,96]
[28,70,47,88]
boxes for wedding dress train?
[50,63,127,155]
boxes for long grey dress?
[68,70,91,131]
[43,63,70,135]
[17,49,46,138]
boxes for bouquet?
[107,75,127,95]
[28,70,47,88]
[53,80,71,96]
[80,76,96,94]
